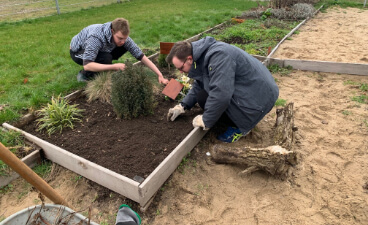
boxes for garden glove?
[167,104,185,121]
[192,115,209,130]
[115,204,141,225]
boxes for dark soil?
[21,85,202,180]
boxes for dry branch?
[211,145,296,176]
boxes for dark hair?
[111,18,130,35]
[166,41,192,64]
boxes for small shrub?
[84,71,112,103]
[244,3,316,20]
[111,62,155,119]
[36,95,84,136]
[158,54,169,68]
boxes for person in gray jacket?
[166,36,279,143]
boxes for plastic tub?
[0,204,99,225]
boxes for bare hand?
[159,76,169,85]
[114,63,126,71]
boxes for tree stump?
[211,102,297,177]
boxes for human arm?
[201,51,236,128]
[83,61,126,72]
[140,55,168,84]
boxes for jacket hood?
[191,36,216,61]
[188,36,216,80]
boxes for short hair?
[166,41,192,64]
[111,18,130,35]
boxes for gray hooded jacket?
[181,37,279,133]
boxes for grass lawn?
[0,0,260,124]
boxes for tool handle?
[0,142,70,208]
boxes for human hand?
[167,104,185,121]
[159,76,169,85]
[192,115,208,130]
[114,63,126,71]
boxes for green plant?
[268,64,293,76]
[0,184,13,194]
[360,83,368,92]
[177,152,194,174]
[73,175,83,182]
[342,110,351,115]
[275,98,287,107]
[111,62,155,119]
[351,95,368,104]
[261,8,272,20]
[158,54,169,68]
[0,129,24,147]
[33,161,52,178]
[0,129,26,176]
[36,95,84,136]
[206,19,299,56]
[84,72,112,103]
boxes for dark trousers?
[70,47,128,79]
[196,89,236,128]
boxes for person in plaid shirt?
[70,18,168,84]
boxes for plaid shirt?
[70,22,144,64]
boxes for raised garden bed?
[20,92,201,179]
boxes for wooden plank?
[133,53,159,67]
[160,42,175,55]
[268,57,368,75]
[185,21,228,43]
[2,123,141,202]
[0,149,41,187]
[268,57,285,67]
[138,127,208,206]
[282,59,368,76]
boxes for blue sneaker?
[217,126,243,143]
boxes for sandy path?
[150,70,368,225]
[273,7,368,64]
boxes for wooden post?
[0,142,70,208]
[54,0,60,15]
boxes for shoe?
[217,126,243,143]
[77,71,87,82]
